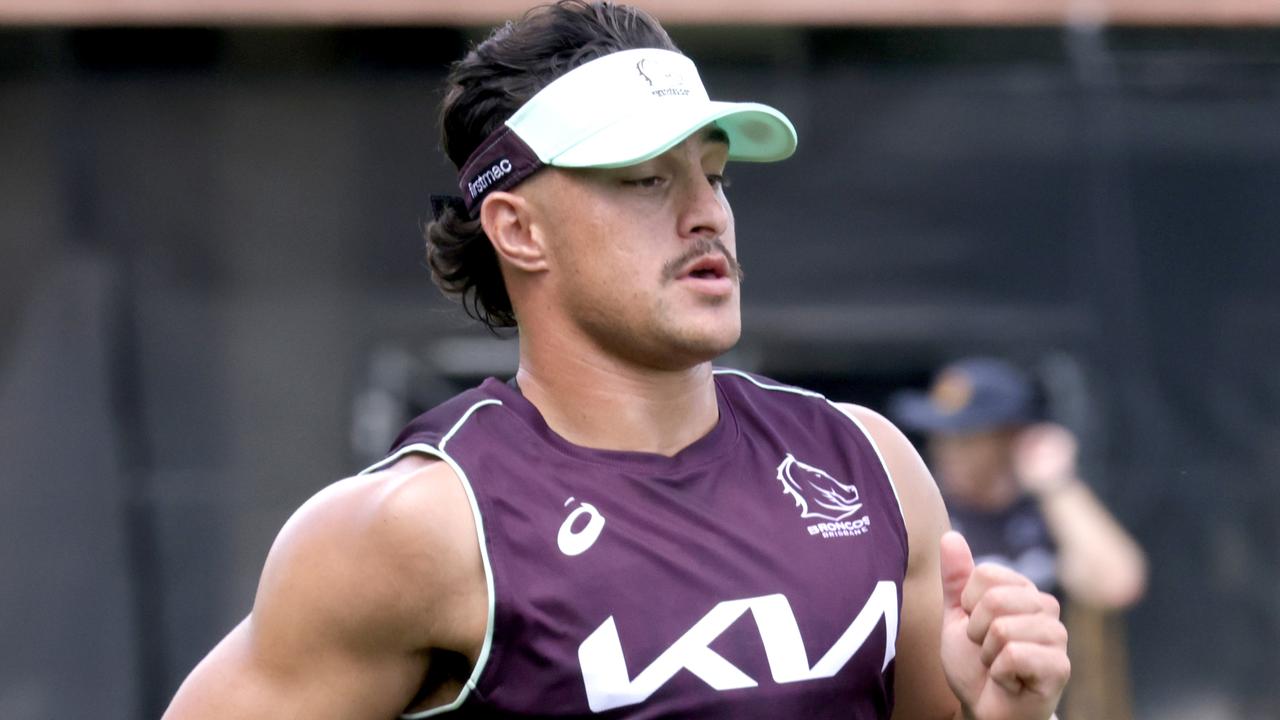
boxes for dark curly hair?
[426,1,680,331]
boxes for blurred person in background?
[890,357,1148,718]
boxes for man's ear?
[480,191,547,273]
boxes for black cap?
[889,357,1038,434]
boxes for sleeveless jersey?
[365,369,909,719]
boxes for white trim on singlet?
[713,367,826,399]
[358,398,503,719]
[712,368,907,529]
[827,403,907,529]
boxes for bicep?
[889,498,957,720]
[164,610,421,720]
[163,616,329,719]
[162,472,450,720]
[839,404,959,720]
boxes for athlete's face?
[528,126,740,369]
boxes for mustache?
[661,237,744,284]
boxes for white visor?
[455,48,797,213]
[510,48,797,168]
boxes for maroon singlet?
[364,368,909,719]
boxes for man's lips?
[661,237,743,285]
[678,254,731,281]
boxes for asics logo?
[558,498,606,556]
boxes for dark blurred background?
[1,1,1277,718]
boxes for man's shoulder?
[384,377,509,455]
[292,458,475,575]
[828,402,897,443]
[258,458,482,650]
[712,369,895,435]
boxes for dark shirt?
[947,494,1059,595]
[368,369,909,718]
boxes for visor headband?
[454,48,708,216]
[457,125,544,215]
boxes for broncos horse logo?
[777,454,863,521]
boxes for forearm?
[1036,479,1147,608]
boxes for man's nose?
[676,169,730,240]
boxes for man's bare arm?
[163,458,486,719]
[1012,423,1147,609]
[837,403,962,720]
[840,404,1068,720]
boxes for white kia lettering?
[578,581,898,711]
[558,500,605,556]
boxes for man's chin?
[660,324,741,369]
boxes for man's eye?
[625,176,665,188]
[707,174,732,190]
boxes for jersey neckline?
[478,375,741,474]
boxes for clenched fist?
[939,531,1070,720]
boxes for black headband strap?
[456,125,546,216]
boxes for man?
[889,357,1147,609]
[891,357,1147,718]
[164,3,1068,718]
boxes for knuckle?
[1040,592,1061,617]
[987,585,1024,612]
[1002,641,1025,665]
[989,616,1012,643]
[1054,626,1070,645]
[972,563,1009,586]
[967,563,998,586]
[973,562,1000,578]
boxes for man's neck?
[513,339,720,458]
